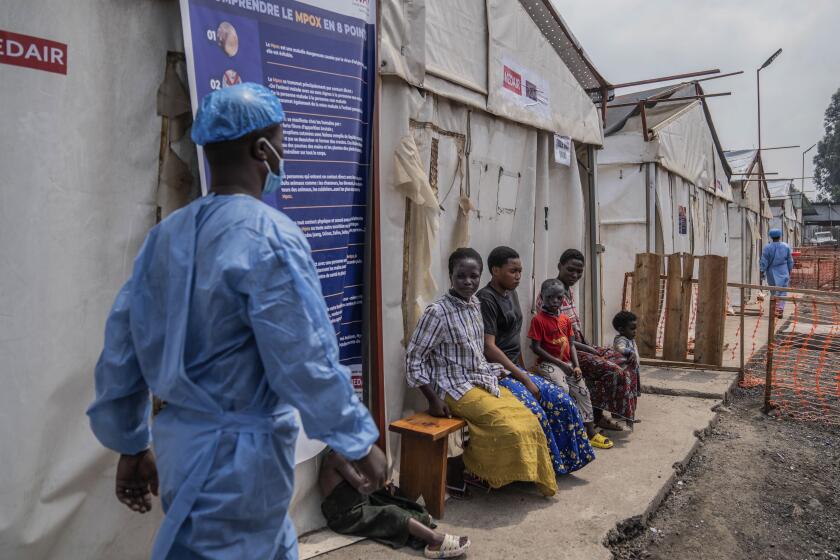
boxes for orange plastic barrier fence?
[762,296,840,426]
[622,270,840,426]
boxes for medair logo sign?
[0,29,67,75]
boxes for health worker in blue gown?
[760,227,795,318]
[87,83,385,560]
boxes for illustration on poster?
[222,69,242,87]
[216,21,239,56]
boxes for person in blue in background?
[760,228,795,318]
[87,83,385,560]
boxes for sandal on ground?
[589,433,614,449]
[425,534,471,559]
[596,417,624,431]
[446,481,470,499]
[462,472,491,493]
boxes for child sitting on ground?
[612,310,642,401]
[528,278,614,450]
[319,449,471,559]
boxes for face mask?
[260,139,285,195]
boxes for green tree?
[814,88,840,202]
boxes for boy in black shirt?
[476,246,540,399]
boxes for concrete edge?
[638,405,724,525]
[299,532,366,559]
[601,398,727,553]
[641,385,724,401]
[641,367,743,404]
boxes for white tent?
[597,83,733,342]
[0,1,189,558]
[725,149,772,304]
[768,180,801,245]
[375,0,610,498]
[0,0,611,556]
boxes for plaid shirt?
[558,286,585,344]
[405,293,504,400]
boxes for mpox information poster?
[180,0,375,400]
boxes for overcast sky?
[552,0,840,200]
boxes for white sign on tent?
[501,56,550,120]
[553,134,572,166]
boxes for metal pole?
[739,285,746,380]
[605,92,732,109]
[757,68,762,154]
[645,163,652,252]
[609,68,720,89]
[818,257,824,289]
[739,195,747,380]
[764,296,777,412]
[802,150,806,196]
[588,144,602,345]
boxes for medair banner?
[179,0,375,409]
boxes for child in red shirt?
[529,279,613,449]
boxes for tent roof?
[725,149,759,176]
[604,81,733,178]
[766,182,816,215]
[767,179,797,199]
[604,83,688,134]
[518,0,612,93]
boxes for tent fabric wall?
[379,0,426,86]
[425,0,488,93]
[650,103,733,202]
[0,1,183,558]
[485,0,602,144]
[380,0,604,146]
[377,76,589,475]
[599,102,732,203]
[597,164,647,341]
[727,204,745,305]
[727,177,765,305]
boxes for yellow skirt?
[446,387,557,496]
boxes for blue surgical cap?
[191,83,285,146]
[769,228,782,238]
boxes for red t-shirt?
[528,310,573,364]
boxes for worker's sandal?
[425,534,471,558]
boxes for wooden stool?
[389,412,466,519]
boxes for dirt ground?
[607,386,840,560]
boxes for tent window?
[497,169,521,214]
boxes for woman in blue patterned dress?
[477,246,595,475]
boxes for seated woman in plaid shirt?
[405,248,557,496]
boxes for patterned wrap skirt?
[577,346,639,423]
[500,374,595,475]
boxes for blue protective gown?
[760,240,795,294]
[87,193,379,560]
